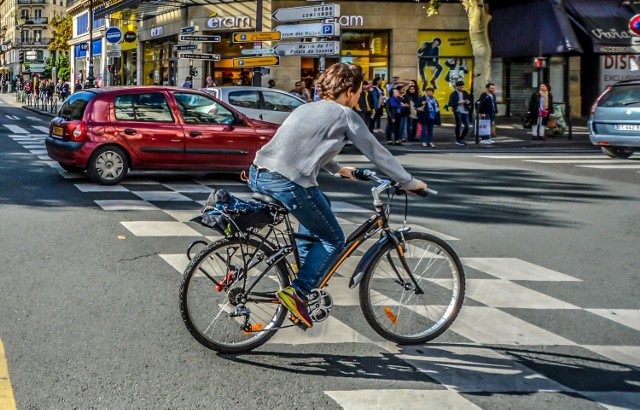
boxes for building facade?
[0,0,67,80]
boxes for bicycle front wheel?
[180,237,290,353]
[359,232,465,344]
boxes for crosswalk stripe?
[3,124,27,134]
[4,115,19,120]
[326,389,481,409]
[524,159,632,164]
[34,126,50,134]
[578,164,640,169]
[477,155,600,159]
[0,338,17,410]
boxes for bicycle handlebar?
[351,169,437,199]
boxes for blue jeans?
[248,166,345,298]
[454,112,470,141]
[419,121,434,144]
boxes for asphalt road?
[0,96,639,409]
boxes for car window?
[114,93,174,122]
[58,91,93,120]
[262,91,304,112]
[227,90,260,109]
[598,85,640,108]
[174,92,235,125]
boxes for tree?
[422,0,492,98]
[48,15,72,81]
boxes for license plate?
[614,124,640,131]
[52,126,64,136]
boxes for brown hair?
[317,63,363,100]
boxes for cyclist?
[248,63,428,328]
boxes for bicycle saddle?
[251,193,286,211]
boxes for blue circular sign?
[105,27,123,44]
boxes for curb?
[22,105,56,118]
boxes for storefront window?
[143,39,177,85]
[340,31,390,81]
[203,32,252,86]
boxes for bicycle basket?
[192,189,274,236]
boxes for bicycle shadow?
[219,343,640,407]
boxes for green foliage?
[49,15,73,52]
[43,52,70,80]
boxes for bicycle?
[179,169,465,353]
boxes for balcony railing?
[18,0,48,4]
[12,38,52,47]
[23,17,49,25]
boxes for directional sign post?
[174,44,200,51]
[272,4,340,22]
[274,41,340,56]
[232,56,279,68]
[241,48,275,55]
[274,22,340,39]
[178,53,221,61]
[179,35,221,42]
[180,26,200,34]
[233,31,281,43]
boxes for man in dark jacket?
[477,82,498,144]
[354,81,375,130]
[447,80,472,146]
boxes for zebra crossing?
[3,122,640,408]
[476,153,640,172]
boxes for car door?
[172,91,258,169]
[112,92,184,165]
[260,90,305,124]
[225,89,263,121]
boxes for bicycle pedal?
[288,314,310,331]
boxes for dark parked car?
[46,86,279,184]
[588,80,640,158]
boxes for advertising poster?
[599,55,640,93]
[417,31,474,115]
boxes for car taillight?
[591,86,611,115]
[71,121,86,142]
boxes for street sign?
[26,50,37,56]
[233,31,281,43]
[106,51,121,58]
[180,26,200,34]
[174,44,200,51]
[105,27,123,44]
[178,53,221,61]
[272,4,340,22]
[106,44,121,52]
[232,56,279,68]
[26,55,37,61]
[179,35,221,42]
[274,41,340,56]
[274,22,340,39]
[241,48,275,55]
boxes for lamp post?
[0,26,6,86]
[17,17,26,79]
[85,0,95,88]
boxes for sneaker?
[276,286,313,328]
[427,143,436,148]
[487,138,496,144]
[479,139,492,145]
[455,141,467,146]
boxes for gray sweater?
[254,100,418,190]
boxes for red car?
[46,86,279,184]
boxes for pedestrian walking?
[477,82,498,144]
[182,76,192,88]
[267,79,276,88]
[528,83,554,140]
[403,83,422,141]
[417,87,441,148]
[369,77,385,132]
[354,80,374,130]
[448,80,472,146]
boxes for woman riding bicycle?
[248,63,428,329]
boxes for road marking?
[27,116,42,122]
[578,164,640,169]
[476,155,600,159]
[4,115,19,120]
[2,125,27,134]
[524,159,632,164]
[326,389,481,409]
[33,126,50,134]
[0,338,17,410]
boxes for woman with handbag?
[528,83,554,140]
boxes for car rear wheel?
[87,146,129,185]
[59,162,85,173]
[601,146,634,159]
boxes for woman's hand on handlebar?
[409,179,429,195]
[338,166,358,180]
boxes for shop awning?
[492,0,582,58]
[94,0,252,20]
[564,0,636,54]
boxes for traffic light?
[108,64,115,73]
[533,57,547,69]
[18,51,24,63]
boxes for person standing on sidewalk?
[385,87,404,145]
[369,77,385,132]
[418,87,440,148]
[448,80,472,146]
[477,82,498,144]
[403,84,422,141]
[528,83,554,140]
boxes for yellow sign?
[233,31,282,43]
[417,30,474,115]
[232,56,280,68]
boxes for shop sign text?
[150,27,164,37]
[207,15,251,29]
[599,54,640,92]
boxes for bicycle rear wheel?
[359,232,465,344]
[180,237,290,353]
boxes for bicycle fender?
[348,236,390,289]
